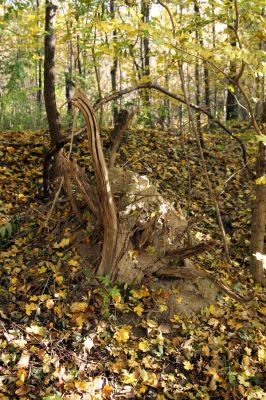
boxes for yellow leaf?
[258,306,266,316]
[38,265,47,274]
[201,344,210,357]
[54,305,63,318]
[140,369,158,387]
[16,368,27,383]
[183,360,194,370]
[15,385,30,396]
[131,287,149,299]
[25,303,37,316]
[258,348,266,362]
[68,259,78,267]
[238,374,250,387]
[134,304,144,316]
[138,340,150,352]
[145,245,156,255]
[75,314,85,327]
[256,175,266,185]
[121,369,137,384]
[170,314,180,323]
[54,237,70,248]
[114,326,131,343]
[102,385,113,397]
[70,302,88,313]
[74,380,90,392]
[55,275,64,284]
[159,303,168,312]
[209,304,216,316]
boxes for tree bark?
[44,0,62,146]
[36,0,42,109]
[250,137,266,286]
[140,0,151,122]
[225,1,238,121]
[110,0,119,124]
[194,1,202,142]
[76,34,82,76]
[65,40,74,116]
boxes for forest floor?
[0,125,265,400]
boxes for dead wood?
[72,90,118,278]
[162,241,215,261]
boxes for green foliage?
[0,216,19,248]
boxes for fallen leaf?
[114,326,131,343]
[70,302,88,313]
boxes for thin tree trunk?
[250,118,266,286]
[194,1,201,135]
[65,40,74,116]
[226,1,238,121]
[141,0,151,122]
[77,34,82,76]
[36,0,42,110]
[110,0,119,124]
[44,0,62,147]
[37,58,42,106]
[212,1,217,118]
[43,0,62,197]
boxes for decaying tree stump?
[69,89,188,284]
[59,89,252,306]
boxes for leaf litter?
[0,127,265,399]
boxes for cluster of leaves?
[0,127,265,399]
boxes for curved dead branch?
[72,90,118,277]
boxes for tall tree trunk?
[36,0,42,110]
[250,103,266,286]
[110,0,119,124]
[212,1,217,118]
[226,1,238,121]
[193,0,203,145]
[65,40,74,116]
[44,0,62,147]
[76,34,82,77]
[43,0,62,198]
[37,58,42,106]
[141,0,151,123]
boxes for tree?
[43,0,62,196]
[43,0,62,147]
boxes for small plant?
[96,275,123,318]
[0,215,19,248]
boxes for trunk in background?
[110,0,119,124]
[250,99,266,287]
[226,1,238,121]
[65,40,74,116]
[141,0,151,123]
[44,0,62,146]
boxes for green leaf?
[5,222,12,238]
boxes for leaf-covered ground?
[0,127,265,400]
